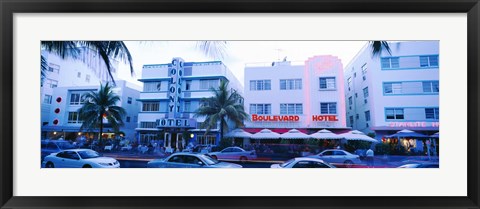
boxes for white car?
[147,153,242,168]
[271,157,335,168]
[308,149,362,167]
[42,149,120,168]
[208,147,257,163]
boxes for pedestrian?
[366,148,374,167]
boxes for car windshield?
[78,150,101,159]
[202,154,220,165]
[57,142,75,149]
[280,159,296,168]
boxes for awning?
[251,129,281,139]
[309,129,343,139]
[279,129,310,139]
[225,129,252,138]
[386,129,429,138]
[338,130,378,143]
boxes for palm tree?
[78,82,127,145]
[370,41,391,57]
[194,80,248,140]
[41,41,134,85]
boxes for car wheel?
[211,155,217,160]
[344,160,354,168]
[239,156,248,163]
[45,162,54,168]
[83,164,92,168]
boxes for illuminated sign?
[167,57,184,118]
[251,114,300,122]
[312,115,338,121]
[156,118,196,128]
[388,122,440,128]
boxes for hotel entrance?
[163,131,185,152]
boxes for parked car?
[398,163,439,168]
[42,149,120,168]
[308,149,362,167]
[41,140,76,160]
[147,153,242,168]
[271,157,336,168]
[208,147,257,163]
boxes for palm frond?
[196,41,227,60]
[370,41,392,57]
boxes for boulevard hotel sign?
[251,114,338,122]
[156,57,196,129]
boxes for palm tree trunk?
[98,115,103,147]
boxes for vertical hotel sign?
[168,57,183,118]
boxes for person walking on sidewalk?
[366,148,374,167]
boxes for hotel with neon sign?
[243,55,349,134]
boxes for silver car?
[147,153,242,168]
[208,147,257,163]
[271,157,336,168]
[308,149,362,167]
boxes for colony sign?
[167,57,184,118]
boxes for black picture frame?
[1,0,479,208]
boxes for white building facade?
[41,49,141,141]
[136,58,243,150]
[243,56,348,133]
[344,41,439,151]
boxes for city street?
[118,159,273,168]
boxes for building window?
[420,55,439,67]
[67,112,80,123]
[349,116,354,127]
[250,104,271,114]
[347,77,352,91]
[142,102,160,112]
[381,57,400,69]
[185,80,192,91]
[48,63,60,73]
[127,97,132,104]
[361,63,367,80]
[69,93,85,105]
[200,79,219,90]
[385,108,404,120]
[320,102,337,114]
[43,94,52,104]
[422,81,439,93]
[363,87,369,98]
[365,111,371,121]
[250,80,271,91]
[140,122,157,128]
[383,82,402,94]
[45,79,58,88]
[356,114,359,120]
[425,108,439,119]
[319,77,336,90]
[85,74,90,83]
[355,93,358,98]
[144,82,162,92]
[280,79,302,90]
[348,96,353,105]
[280,104,303,114]
[184,101,191,112]
[196,135,217,146]
[77,72,81,78]
[133,116,138,123]
[126,116,131,123]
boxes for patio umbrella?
[279,129,310,139]
[309,129,343,140]
[224,129,252,138]
[386,129,429,138]
[251,129,281,139]
[339,130,378,143]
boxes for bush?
[375,143,391,155]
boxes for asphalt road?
[118,160,273,168]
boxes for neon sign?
[388,122,440,128]
[312,115,338,121]
[251,114,300,122]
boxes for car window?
[183,156,203,165]
[280,159,295,168]
[321,151,333,156]
[168,155,184,163]
[232,148,243,152]
[64,151,80,160]
[56,151,67,158]
[57,142,75,149]
[201,155,219,165]
[292,161,310,168]
[78,150,101,159]
[222,148,233,153]
[311,162,331,168]
[334,151,346,155]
